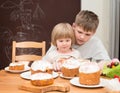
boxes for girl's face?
[56,38,72,53]
[73,24,95,45]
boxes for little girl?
[43,23,81,71]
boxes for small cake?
[9,62,24,70]
[31,60,53,74]
[79,62,100,85]
[61,58,80,77]
[102,58,120,78]
[31,73,54,86]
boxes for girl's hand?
[53,61,62,72]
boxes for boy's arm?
[92,38,110,61]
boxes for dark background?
[0,0,81,69]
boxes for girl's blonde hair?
[51,23,75,46]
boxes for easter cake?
[79,62,101,85]
[31,72,54,86]
[61,58,80,77]
[31,60,53,74]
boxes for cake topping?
[31,73,53,80]
[17,61,29,66]
[79,62,100,73]
[62,58,80,69]
[9,62,24,66]
[31,60,53,71]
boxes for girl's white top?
[43,48,81,64]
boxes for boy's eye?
[85,34,91,36]
[77,30,92,36]
[77,30,83,34]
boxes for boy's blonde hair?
[75,10,99,32]
[51,23,75,46]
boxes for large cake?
[61,58,80,77]
[31,72,54,86]
[79,62,100,85]
[31,60,53,74]
[102,58,120,78]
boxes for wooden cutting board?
[19,82,70,93]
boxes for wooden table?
[0,70,108,93]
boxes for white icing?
[31,60,53,71]
[17,61,29,66]
[31,73,53,80]
[79,62,100,73]
[62,58,80,69]
[9,62,24,66]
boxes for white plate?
[70,77,105,88]
[59,73,74,79]
[20,71,59,80]
[4,66,30,73]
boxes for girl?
[43,23,81,71]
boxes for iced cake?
[31,60,53,74]
[61,58,80,77]
[79,62,100,85]
[31,73,54,86]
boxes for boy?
[44,10,110,62]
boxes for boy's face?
[73,24,95,45]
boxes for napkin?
[104,78,120,92]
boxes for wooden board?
[19,82,70,93]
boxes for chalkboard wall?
[0,0,81,69]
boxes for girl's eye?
[66,39,70,42]
[59,40,63,42]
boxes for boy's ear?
[92,31,96,35]
[72,23,76,27]
[93,30,96,34]
[72,23,77,29]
